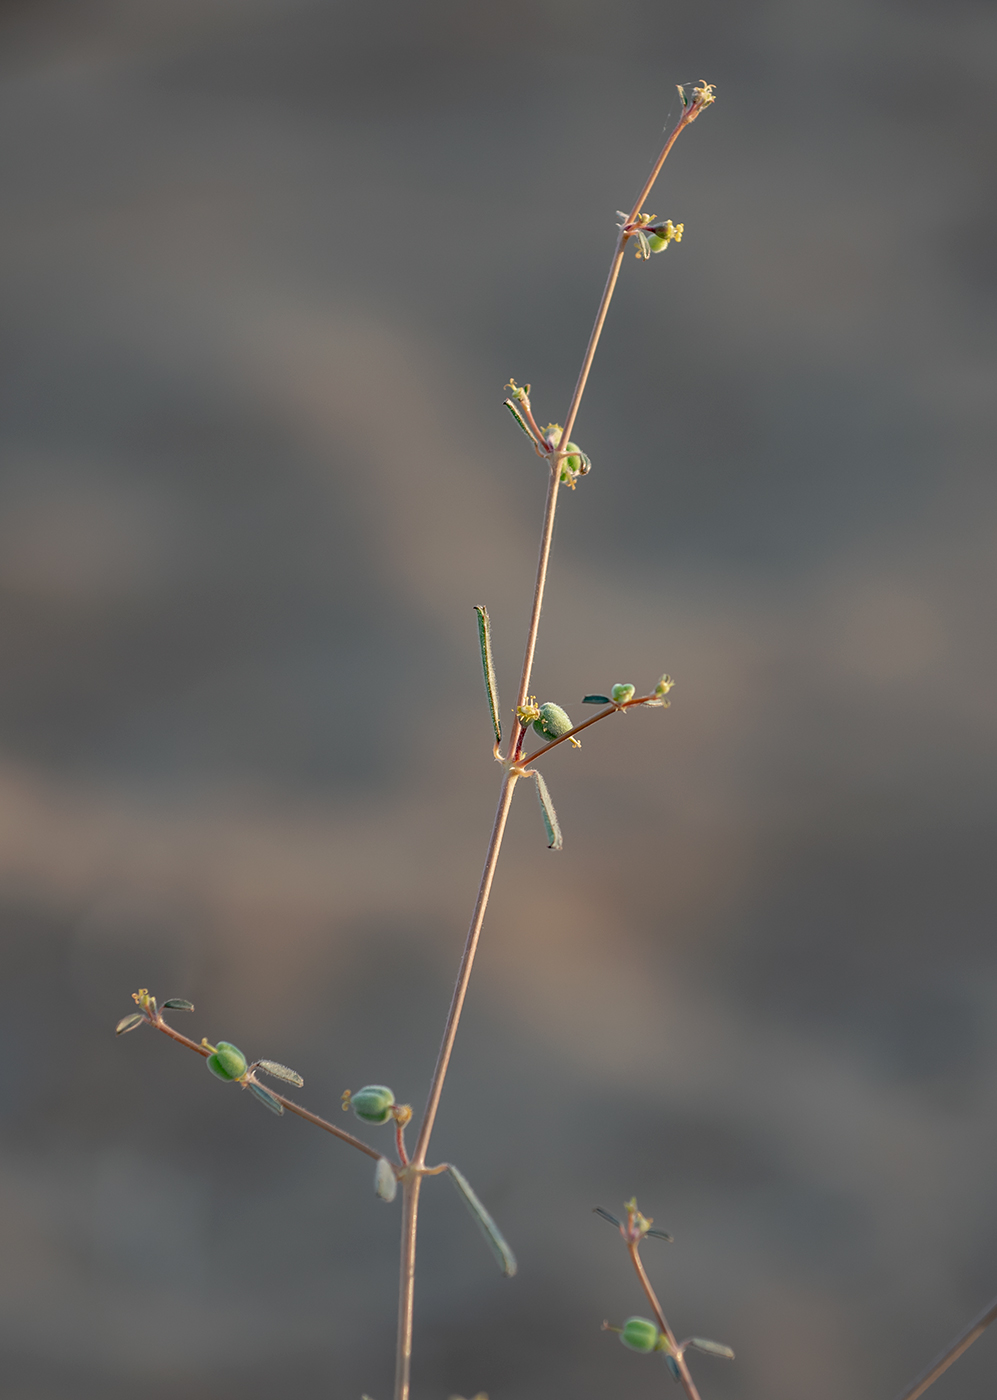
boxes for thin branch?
[627,1242,703,1400]
[893,1293,997,1400]
[525,693,666,764]
[148,1016,380,1160]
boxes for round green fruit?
[532,702,573,741]
[351,1085,396,1124]
[207,1042,248,1081]
[621,1317,661,1353]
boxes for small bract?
[351,1085,396,1124]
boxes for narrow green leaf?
[646,1227,674,1242]
[593,1206,622,1228]
[503,399,535,441]
[247,1081,284,1115]
[582,694,610,705]
[256,1060,304,1087]
[665,1355,682,1383]
[447,1166,517,1277]
[115,1013,145,1035]
[162,998,194,1011]
[474,605,502,744]
[534,771,562,851]
[689,1339,735,1360]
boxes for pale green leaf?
[448,1166,517,1277]
[474,606,502,745]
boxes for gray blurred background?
[1,2,995,1397]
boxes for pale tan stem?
[394,1172,423,1400]
[893,1293,997,1400]
[627,1242,703,1400]
[395,106,703,1399]
[626,110,695,229]
[412,770,519,1168]
[509,463,562,760]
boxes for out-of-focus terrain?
[1,2,996,1397]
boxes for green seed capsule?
[621,1317,661,1353]
[351,1085,396,1124]
[533,702,573,741]
[611,683,636,704]
[207,1041,248,1081]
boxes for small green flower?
[611,683,636,704]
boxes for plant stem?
[893,1292,997,1400]
[627,1242,703,1400]
[395,1172,422,1400]
[394,105,704,1400]
[148,1018,379,1159]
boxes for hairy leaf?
[247,1081,284,1115]
[474,605,502,745]
[448,1166,517,1277]
[256,1060,304,1087]
[534,771,562,851]
[688,1338,735,1360]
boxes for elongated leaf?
[665,1355,681,1383]
[474,606,502,744]
[162,998,194,1011]
[593,1206,622,1228]
[256,1060,304,1087]
[504,399,535,441]
[582,694,610,705]
[635,229,651,260]
[247,1081,284,1115]
[533,771,562,851]
[374,1156,398,1202]
[646,1227,674,1242]
[689,1338,735,1360]
[448,1166,517,1277]
[115,1013,145,1035]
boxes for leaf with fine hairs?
[447,1166,517,1277]
[162,998,194,1011]
[688,1338,735,1360]
[503,399,534,441]
[115,1013,145,1035]
[474,606,502,745]
[247,1081,284,1115]
[256,1060,304,1087]
[533,771,562,851]
[582,694,610,705]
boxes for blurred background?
[1,2,995,1397]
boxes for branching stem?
[393,100,706,1400]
